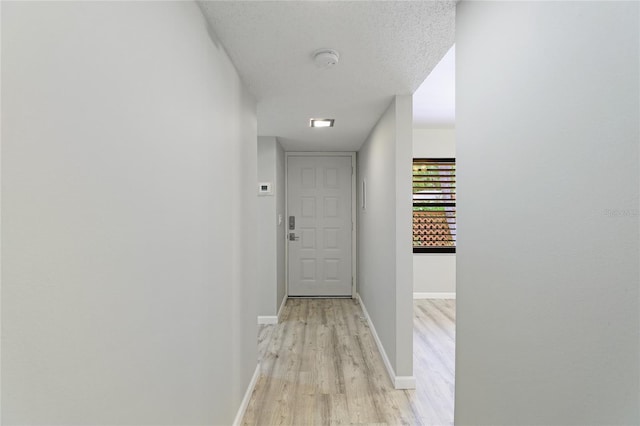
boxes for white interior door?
[287,155,352,297]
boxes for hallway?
[242,298,455,425]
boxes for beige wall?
[413,128,456,295]
[257,137,286,319]
[2,2,258,424]
[455,1,639,424]
[357,96,414,383]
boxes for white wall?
[357,96,414,383]
[413,128,455,158]
[413,254,455,295]
[413,128,456,295]
[456,2,639,425]
[1,2,258,425]
[257,137,286,318]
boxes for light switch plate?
[258,182,273,195]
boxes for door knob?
[289,232,300,241]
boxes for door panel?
[288,156,352,296]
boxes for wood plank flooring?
[244,298,455,426]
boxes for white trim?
[395,376,417,389]
[258,296,288,325]
[356,293,394,384]
[356,293,416,390]
[413,292,456,299]
[285,152,357,298]
[351,154,357,298]
[277,295,287,322]
[286,152,355,157]
[257,316,278,325]
[284,153,289,298]
[232,363,260,426]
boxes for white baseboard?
[395,375,417,389]
[257,316,278,325]
[277,295,287,322]
[356,293,416,390]
[257,296,288,325]
[413,292,456,299]
[232,363,260,426]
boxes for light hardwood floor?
[244,298,455,426]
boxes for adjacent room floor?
[242,298,455,425]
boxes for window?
[413,158,456,253]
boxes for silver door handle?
[289,232,299,241]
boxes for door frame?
[285,152,357,298]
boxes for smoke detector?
[313,49,340,69]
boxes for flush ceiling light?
[310,118,335,128]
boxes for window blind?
[413,158,456,253]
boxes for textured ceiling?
[200,1,455,151]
